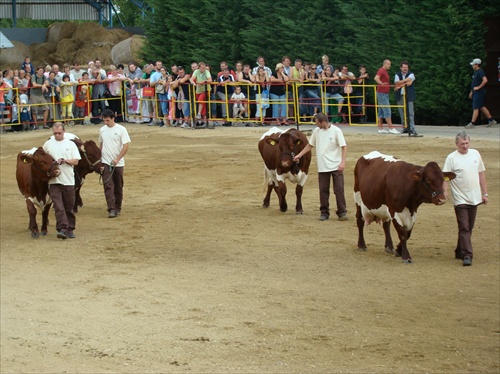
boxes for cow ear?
[410,171,422,181]
[266,138,279,146]
[443,172,456,182]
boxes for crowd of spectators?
[1,54,377,131]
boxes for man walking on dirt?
[465,58,497,129]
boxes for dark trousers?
[102,164,124,212]
[318,171,347,218]
[49,184,76,232]
[454,204,478,259]
[107,95,124,122]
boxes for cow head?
[411,162,456,205]
[267,130,304,169]
[81,140,103,174]
[20,147,61,178]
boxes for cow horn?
[80,145,86,152]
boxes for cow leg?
[393,222,412,263]
[277,181,287,212]
[74,185,83,213]
[25,200,39,238]
[40,202,52,236]
[294,184,304,214]
[383,221,394,254]
[356,204,367,251]
[262,183,274,208]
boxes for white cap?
[470,58,481,65]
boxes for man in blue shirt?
[465,58,497,129]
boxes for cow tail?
[262,166,269,194]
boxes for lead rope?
[99,164,115,185]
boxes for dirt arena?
[1,123,499,373]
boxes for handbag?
[261,88,270,110]
[142,86,155,97]
[156,83,165,94]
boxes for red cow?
[71,138,103,212]
[354,151,456,263]
[16,147,61,238]
[258,127,311,214]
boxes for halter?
[421,179,442,198]
[32,160,58,177]
[82,149,101,170]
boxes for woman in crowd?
[254,66,269,124]
[107,64,126,122]
[303,63,322,118]
[269,63,289,125]
[156,66,172,127]
[321,66,344,122]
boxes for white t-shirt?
[308,124,346,172]
[42,138,81,186]
[99,123,131,167]
[443,149,485,206]
[231,92,245,107]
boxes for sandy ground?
[1,122,499,373]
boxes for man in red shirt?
[374,59,398,134]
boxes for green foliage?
[140,0,497,125]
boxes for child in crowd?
[74,85,89,124]
[231,86,246,120]
[19,94,32,131]
[60,74,77,124]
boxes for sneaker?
[180,122,190,128]
[409,131,419,137]
[57,230,68,239]
[195,113,202,120]
[319,215,329,221]
[401,128,409,134]
[108,209,118,218]
[378,129,389,134]
[67,231,76,239]
[213,121,220,126]
[486,119,497,127]
[389,128,400,134]
[159,121,165,127]
[465,122,475,129]
[338,214,349,221]
[463,256,472,266]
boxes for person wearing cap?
[394,60,418,136]
[465,58,497,129]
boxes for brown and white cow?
[258,127,311,214]
[71,138,103,212]
[354,151,456,263]
[16,147,61,238]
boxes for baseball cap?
[470,58,481,65]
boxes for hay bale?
[111,35,146,65]
[29,42,58,67]
[47,22,77,43]
[0,41,29,67]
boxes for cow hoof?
[31,232,40,239]
[41,231,47,236]
[262,204,269,209]
[280,209,288,213]
[295,211,304,215]
[358,247,367,252]
[385,247,394,254]
[402,259,413,264]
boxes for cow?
[258,127,311,214]
[354,151,456,263]
[71,138,103,212]
[16,147,61,238]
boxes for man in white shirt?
[443,132,488,266]
[99,109,131,218]
[43,122,81,239]
[293,113,348,221]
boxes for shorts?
[377,92,391,118]
[472,90,485,110]
[30,95,49,112]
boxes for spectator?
[21,56,35,75]
[321,66,344,123]
[191,62,212,127]
[149,62,164,126]
[59,74,77,124]
[303,63,322,118]
[269,63,289,126]
[171,65,192,128]
[216,67,235,126]
[74,84,88,125]
[87,61,95,75]
[0,75,11,126]
[139,64,154,123]
[374,59,398,134]
[70,62,84,81]
[230,86,247,121]
[237,64,256,120]
[394,60,418,136]
[205,64,218,125]
[289,59,305,119]
[234,61,244,79]
[30,66,50,129]
[125,62,142,124]
[107,64,126,123]
[46,71,61,121]
[316,54,334,75]
[155,66,172,127]
[19,94,32,131]
[354,64,369,123]
[89,68,107,124]
[52,64,64,80]
[43,65,52,79]
[252,56,273,77]
[94,59,106,77]
[254,66,270,123]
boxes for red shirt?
[376,67,390,94]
